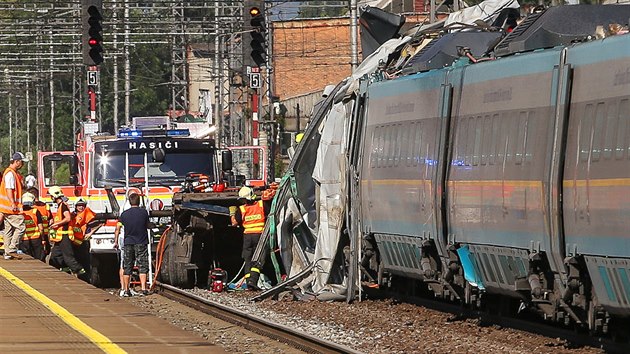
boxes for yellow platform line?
[0,267,126,354]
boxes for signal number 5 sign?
[249,73,261,89]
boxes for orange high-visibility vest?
[0,167,23,215]
[49,202,74,243]
[33,202,52,237]
[239,200,265,234]
[72,206,95,246]
[22,209,41,240]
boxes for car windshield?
[94,151,213,187]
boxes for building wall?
[272,17,353,102]
[187,46,215,123]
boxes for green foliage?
[53,163,71,186]
[298,1,347,18]
[99,42,172,133]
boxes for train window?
[394,124,405,166]
[591,102,606,161]
[524,111,535,163]
[618,99,629,160]
[404,123,409,165]
[402,122,411,167]
[481,115,491,165]
[386,125,392,166]
[515,111,528,165]
[490,114,500,165]
[466,117,475,166]
[383,124,390,167]
[455,118,467,166]
[390,124,398,167]
[376,125,385,168]
[580,104,595,162]
[413,121,422,167]
[506,112,518,163]
[497,112,510,164]
[370,127,379,168]
[603,102,618,160]
[473,116,482,166]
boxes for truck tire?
[159,227,194,288]
[90,254,119,288]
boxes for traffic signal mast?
[82,0,104,66]
[244,0,267,68]
[82,0,103,122]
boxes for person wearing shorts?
[113,192,150,297]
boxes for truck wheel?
[90,254,119,288]
[159,227,194,288]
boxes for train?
[346,5,630,335]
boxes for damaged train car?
[251,2,630,335]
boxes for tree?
[298,1,347,18]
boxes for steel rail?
[374,289,630,353]
[156,282,363,354]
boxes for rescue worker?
[19,192,45,261]
[48,186,85,276]
[72,198,96,279]
[1,152,29,260]
[27,187,53,256]
[231,186,271,290]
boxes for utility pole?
[124,0,131,126]
[25,81,31,173]
[113,0,119,131]
[49,29,55,150]
[6,69,12,156]
[214,0,221,146]
[350,0,358,72]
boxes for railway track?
[379,289,630,353]
[155,282,362,354]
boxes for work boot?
[7,252,22,260]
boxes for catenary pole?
[350,0,358,72]
[113,0,119,132]
[124,0,131,126]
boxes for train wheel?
[158,227,194,288]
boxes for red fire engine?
[37,117,268,286]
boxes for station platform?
[0,257,224,353]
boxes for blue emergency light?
[117,129,190,138]
[117,130,142,138]
[166,129,191,137]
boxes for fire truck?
[37,116,269,287]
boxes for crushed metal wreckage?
[249,0,630,302]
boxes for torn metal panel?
[445,0,520,26]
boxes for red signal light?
[88,38,99,46]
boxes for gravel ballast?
[122,288,604,354]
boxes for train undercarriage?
[359,235,628,338]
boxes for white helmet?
[22,192,36,206]
[238,186,255,201]
[48,186,65,199]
